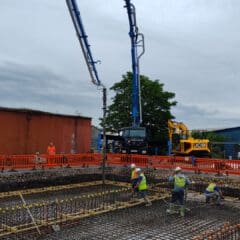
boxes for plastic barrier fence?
[0,154,239,175]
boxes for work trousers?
[171,190,184,206]
[205,191,221,204]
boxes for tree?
[102,72,177,153]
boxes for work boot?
[166,204,175,214]
[180,206,185,217]
[166,209,173,214]
[205,197,210,204]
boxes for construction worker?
[135,168,152,206]
[130,163,138,195]
[35,152,45,164]
[205,181,224,206]
[167,166,190,217]
[47,142,56,155]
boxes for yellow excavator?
[168,120,211,157]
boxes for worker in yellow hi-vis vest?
[130,163,138,195]
[205,181,224,206]
[167,167,190,217]
[135,168,152,207]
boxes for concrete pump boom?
[124,0,145,127]
[66,0,107,182]
[66,0,103,87]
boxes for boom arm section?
[66,0,107,181]
[124,0,145,127]
[66,0,103,87]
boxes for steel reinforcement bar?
[0,181,167,238]
[192,222,240,240]
[0,180,108,199]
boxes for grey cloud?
[0,61,102,122]
[0,61,59,88]
[1,0,240,128]
[172,104,240,129]
[173,104,220,117]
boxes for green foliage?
[191,130,227,158]
[191,131,226,142]
[101,72,177,153]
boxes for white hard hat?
[130,163,136,169]
[175,166,182,172]
[136,168,141,172]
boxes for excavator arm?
[168,120,210,157]
[168,120,189,139]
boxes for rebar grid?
[25,201,240,240]
[193,222,240,240]
[0,182,165,238]
[0,169,239,240]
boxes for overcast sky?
[0,0,240,129]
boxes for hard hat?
[174,166,182,172]
[130,163,136,169]
[136,168,141,172]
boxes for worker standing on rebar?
[135,168,152,206]
[167,167,190,217]
[130,163,138,194]
[47,142,56,155]
[205,181,224,206]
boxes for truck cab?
[118,127,148,154]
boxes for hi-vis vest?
[47,146,56,155]
[131,169,137,180]
[174,175,186,188]
[138,173,147,190]
[206,183,216,192]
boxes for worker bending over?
[135,168,152,206]
[130,163,138,195]
[167,167,190,217]
[205,181,224,206]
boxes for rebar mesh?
[42,201,239,240]
[0,169,239,240]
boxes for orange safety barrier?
[107,154,149,167]
[0,153,239,175]
[63,153,102,166]
[0,155,7,170]
[107,153,128,166]
[149,156,195,170]
[195,158,240,175]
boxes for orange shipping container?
[0,107,91,155]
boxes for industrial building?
[213,127,240,159]
[0,107,91,155]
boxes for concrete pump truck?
[116,0,148,155]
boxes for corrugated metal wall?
[0,109,91,154]
[214,127,240,159]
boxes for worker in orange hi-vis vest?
[47,142,56,155]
